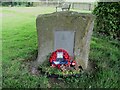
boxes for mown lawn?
[2,7,120,88]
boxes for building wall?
[33,1,61,7]
[71,3,95,11]
[33,2,95,11]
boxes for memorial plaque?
[54,31,75,57]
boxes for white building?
[65,0,98,10]
[32,0,97,11]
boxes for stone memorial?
[36,11,94,69]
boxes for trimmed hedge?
[93,2,120,40]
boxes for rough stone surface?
[36,11,94,69]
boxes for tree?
[93,2,120,40]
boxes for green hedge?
[93,2,120,40]
[2,2,33,7]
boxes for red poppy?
[49,49,71,68]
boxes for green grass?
[2,7,120,88]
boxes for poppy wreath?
[49,49,71,69]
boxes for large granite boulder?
[36,11,94,69]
